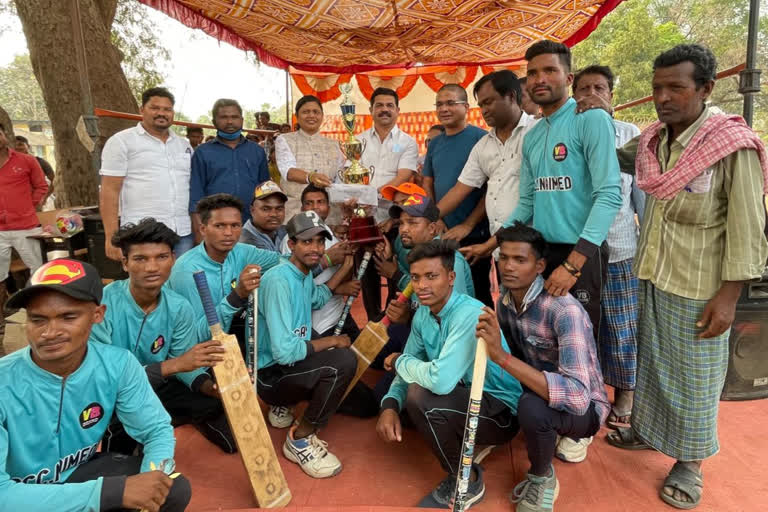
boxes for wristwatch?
[562,260,582,278]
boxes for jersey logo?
[574,289,590,304]
[151,335,165,354]
[293,325,308,338]
[32,260,86,285]
[79,402,104,429]
[552,143,568,162]
[534,176,573,192]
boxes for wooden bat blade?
[341,320,389,401]
[211,329,292,508]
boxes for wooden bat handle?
[333,250,372,336]
[381,282,414,327]
[193,271,221,332]
[452,337,488,512]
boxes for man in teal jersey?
[168,193,280,345]
[257,211,357,479]
[91,218,236,454]
[376,240,522,510]
[0,259,190,512]
[465,40,622,335]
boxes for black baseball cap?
[286,211,333,241]
[6,259,103,309]
[389,193,440,222]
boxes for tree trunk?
[13,0,137,207]
[0,105,15,142]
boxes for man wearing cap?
[257,211,357,479]
[0,259,191,512]
[169,193,280,344]
[90,219,236,454]
[239,180,289,252]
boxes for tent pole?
[285,70,291,125]
[740,0,761,127]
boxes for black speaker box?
[721,275,768,400]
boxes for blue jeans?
[174,233,195,257]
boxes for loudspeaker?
[721,274,768,400]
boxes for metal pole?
[70,0,101,169]
[740,0,761,127]
[285,70,291,125]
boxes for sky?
[0,4,287,119]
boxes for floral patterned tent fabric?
[139,0,623,73]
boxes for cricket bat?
[452,337,488,512]
[333,250,373,336]
[193,272,291,508]
[246,268,259,390]
[341,282,414,401]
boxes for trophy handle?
[368,165,375,184]
[337,168,346,182]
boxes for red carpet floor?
[177,298,768,512]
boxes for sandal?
[660,462,703,510]
[605,427,652,451]
[606,406,632,430]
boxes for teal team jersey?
[384,291,522,412]
[0,343,174,511]
[504,98,622,247]
[90,279,208,389]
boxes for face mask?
[217,130,241,141]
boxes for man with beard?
[437,70,537,267]
[421,84,493,306]
[257,211,357,479]
[355,87,420,320]
[189,99,270,241]
[100,87,194,259]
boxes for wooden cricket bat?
[452,337,488,512]
[333,250,372,336]
[193,272,291,509]
[341,282,414,401]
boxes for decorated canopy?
[139,0,623,73]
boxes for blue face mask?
[217,130,241,141]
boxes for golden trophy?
[332,83,383,244]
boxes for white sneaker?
[283,430,342,478]
[555,436,593,463]
[268,405,295,428]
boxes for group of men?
[1,39,767,512]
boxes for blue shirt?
[90,279,208,389]
[0,343,174,511]
[257,260,332,370]
[189,137,270,222]
[383,291,522,413]
[422,125,489,241]
[504,98,622,250]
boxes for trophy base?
[348,216,384,245]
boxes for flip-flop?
[605,427,652,451]
[606,406,632,430]
[659,462,703,510]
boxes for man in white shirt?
[354,87,419,320]
[99,87,193,260]
[438,71,537,264]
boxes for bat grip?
[381,282,414,327]
[193,271,220,328]
[333,250,372,336]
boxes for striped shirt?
[622,107,768,300]
[497,275,609,422]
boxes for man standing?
[190,99,270,240]
[257,212,357,479]
[437,70,537,266]
[355,87,419,319]
[422,84,492,306]
[471,41,622,337]
[476,224,608,512]
[572,65,644,428]
[239,180,289,252]
[0,259,191,511]
[376,240,521,509]
[186,127,204,149]
[100,87,194,259]
[0,122,47,310]
[90,219,235,454]
[14,135,55,204]
[607,45,768,510]
[275,95,342,219]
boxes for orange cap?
[380,182,427,201]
